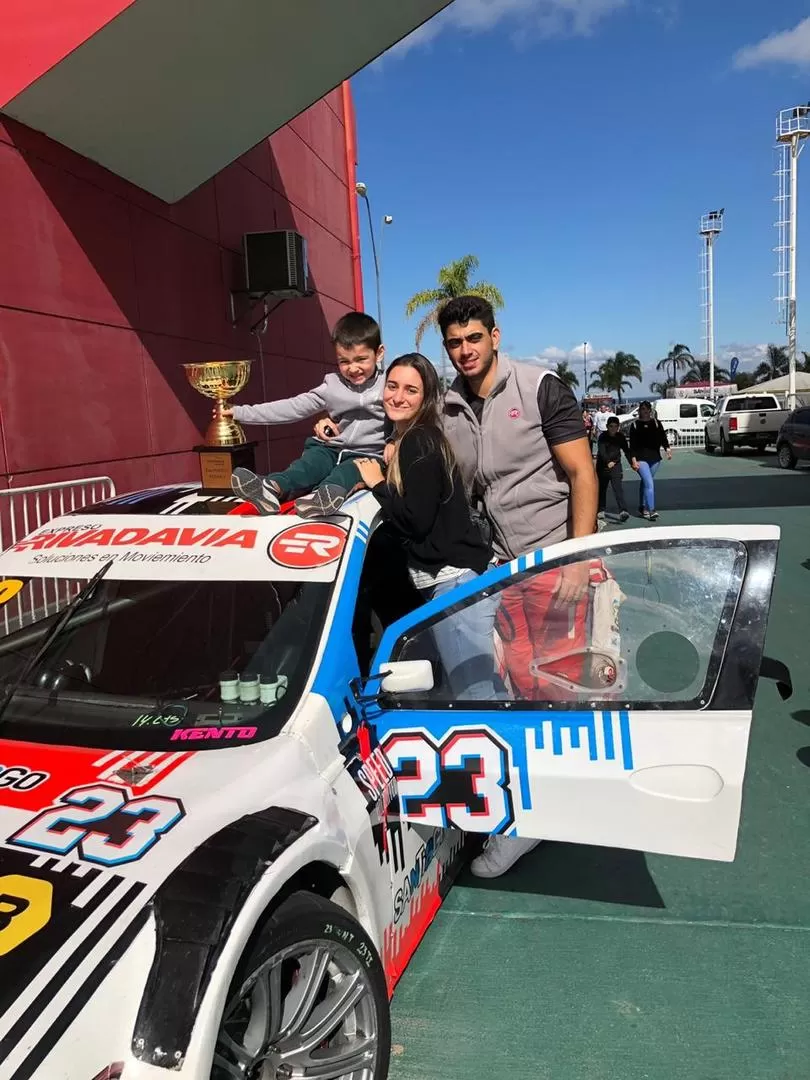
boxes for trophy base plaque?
[196,442,257,494]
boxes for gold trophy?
[183,360,256,493]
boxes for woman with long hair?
[354,353,495,698]
[629,400,672,520]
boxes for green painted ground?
[390,450,810,1080]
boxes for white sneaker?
[469,835,542,878]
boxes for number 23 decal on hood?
[8,784,185,867]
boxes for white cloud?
[716,342,769,367]
[733,17,810,70]
[514,343,614,366]
[390,0,630,56]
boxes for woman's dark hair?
[385,353,455,494]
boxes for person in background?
[592,402,612,442]
[629,401,672,521]
[582,406,594,442]
[353,353,494,700]
[596,416,632,525]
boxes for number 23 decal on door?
[382,728,515,833]
[8,783,185,867]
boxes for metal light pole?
[355,182,391,337]
[776,106,810,409]
[699,210,723,398]
[583,341,588,397]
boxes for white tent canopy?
[748,372,810,394]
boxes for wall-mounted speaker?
[243,230,310,298]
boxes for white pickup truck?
[704,392,790,455]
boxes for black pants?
[597,467,627,513]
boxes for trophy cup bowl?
[183,360,252,447]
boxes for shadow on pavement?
[463,842,665,908]
[651,474,810,510]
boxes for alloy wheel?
[213,938,380,1080]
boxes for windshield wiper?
[0,559,114,723]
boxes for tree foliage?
[588,352,642,403]
[404,255,504,349]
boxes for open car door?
[359,525,782,862]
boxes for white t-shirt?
[593,410,613,436]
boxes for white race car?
[0,484,789,1080]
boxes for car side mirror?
[379,660,434,695]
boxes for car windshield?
[0,573,332,750]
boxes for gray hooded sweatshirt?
[443,355,571,562]
[232,370,386,456]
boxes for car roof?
[0,484,381,584]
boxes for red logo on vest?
[508,408,521,419]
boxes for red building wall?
[0,87,359,496]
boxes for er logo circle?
[268,522,348,569]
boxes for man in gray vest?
[440,295,598,878]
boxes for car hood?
[0,733,324,1077]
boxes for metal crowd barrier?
[665,430,706,449]
[0,476,115,635]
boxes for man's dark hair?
[607,416,620,425]
[438,295,496,338]
[639,400,652,409]
[331,311,381,352]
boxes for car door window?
[679,403,698,419]
[388,540,745,711]
[700,404,715,418]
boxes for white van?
[620,398,716,446]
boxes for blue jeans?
[422,569,499,701]
[636,460,661,512]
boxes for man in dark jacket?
[596,416,632,523]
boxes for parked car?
[621,398,716,446]
[704,393,790,455]
[776,405,810,468]
[0,484,789,1080]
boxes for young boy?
[227,312,386,518]
[596,416,632,524]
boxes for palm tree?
[589,351,642,404]
[656,344,693,387]
[404,255,504,349]
[555,359,579,390]
[649,378,674,397]
[754,344,789,383]
[735,371,756,390]
[681,358,730,385]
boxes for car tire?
[704,432,715,454]
[719,431,732,456]
[777,442,797,470]
[212,891,390,1080]
[665,428,679,448]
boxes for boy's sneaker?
[294,483,347,519]
[597,511,607,522]
[231,468,280,515]
[469,836,542,879]
[619,510,630,522]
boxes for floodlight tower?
[775,105,810,409]
[699,209,724,398]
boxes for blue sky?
[351,1,810,393]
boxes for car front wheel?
[212,891,390,1080]
[777,442,797,470]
